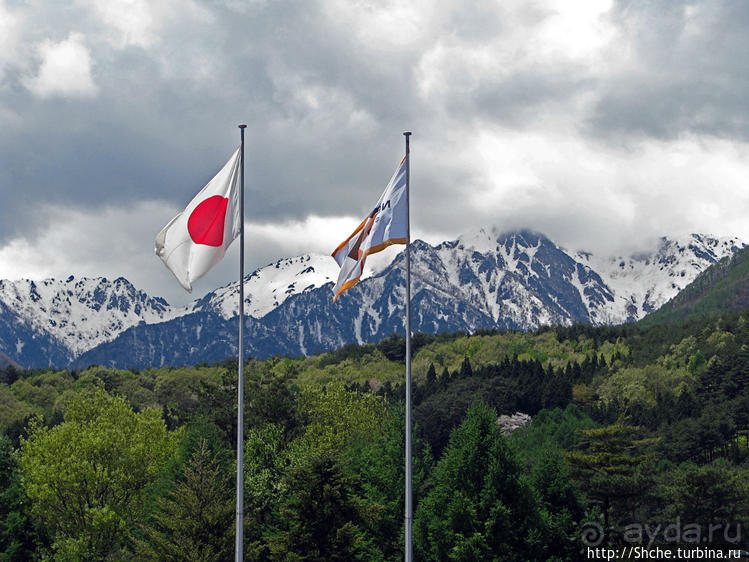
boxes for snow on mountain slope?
[430,228,610,328]
[452,228,743,325]
[572,234,744,323]
[191,251,393,319]
[190,254,339,319]
[1,228,745,369]
[0,276,182,356]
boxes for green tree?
[510,405,598,470]
[565,424,658,533]
[243,423,288,560]
[0,435,45,561]
[20,389,180,560]
[294,382,387,457]
[458,356,473,378]
[414,402,547,561]
[656,459,749,539]
[135,439,234,561]
[345,403,433,560]
[268,455,376,561]
[531,450,585,560]
[242,383,387,560]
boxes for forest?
[1,312,749,560]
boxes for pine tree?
[268,455,375,561]
[135,439,234,561]
[565,424,658,533]
[414,402,547,560]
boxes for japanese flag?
[155,148,241,292]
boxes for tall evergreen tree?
[345,404,433,561]
[135,439,234,561]
[268,455,376,561]
[565,424,658,533]
[414,402,547,561]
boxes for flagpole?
[403,131,413,562]
[236,124,247,562]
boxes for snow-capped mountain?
[0,229,743,369]
[573,233,743,323]
[189,254,340,319]
[0,276,179,365]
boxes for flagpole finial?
[238,124,247,129]
[403,131,412,136]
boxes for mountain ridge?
[0,229,743,369]
[639,244,749,326]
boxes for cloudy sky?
[1,0,748,305]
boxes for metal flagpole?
[403,131,413,562]
[236,124,247,561]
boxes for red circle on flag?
[188,195,229,247]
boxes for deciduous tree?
[20,390,180,559]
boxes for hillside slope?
[641,244,749,326]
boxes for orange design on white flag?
[331,156,408,301]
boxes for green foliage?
[344,403,433,560]
[0,385,35,444]
[376,333,406,362]
[411,330,610,382]
[597,364,694,409]
[565,424,659,532]
[511,405,598,469]
[414,402,547,561]
[134,439,234,562]
[656,459,749,535]
[243,423,289,557]
[267,455,378,561]
[20,389,181,559]
[4,308,749,560]
[293,382,387,457]
[531,450,586,560]
[246,373,301,436]
[242,385,391,560]
[416,375,510,456]
[293,349,405,388]
[0,435,45,561]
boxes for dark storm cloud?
[469,68,593,127]
[2,0,749,305]
[588,0,749,141]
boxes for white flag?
[331,156,408,301]
[155,149,241,292]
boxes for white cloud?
[246,215,362,258]
[463,127,749,254]
[322,0,435,51]
[0,2,21,82]
[79,0,158,49]
[531,0,617,64]
[416,1,618,103]
[24,32,98,98]
[3,0,749,303]
[78,0,212,50]
[0,201,168,283]
[267,66,378,136]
